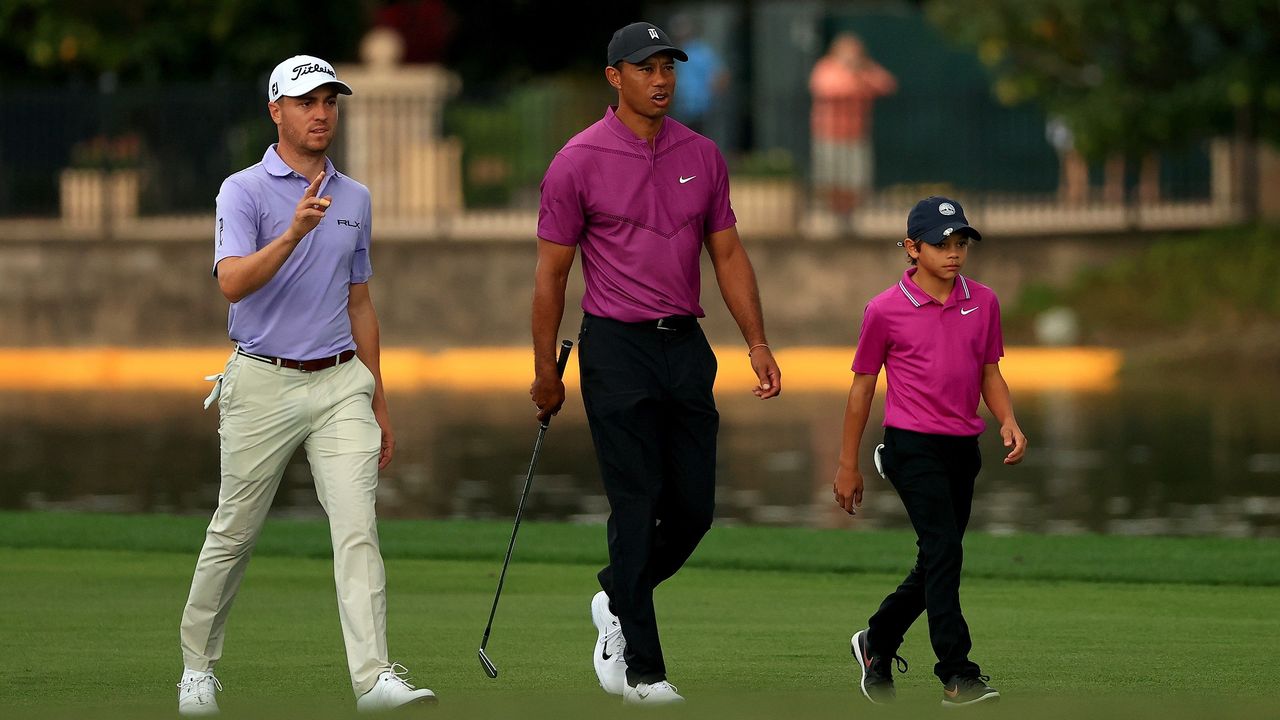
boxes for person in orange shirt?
[810,33,897,225]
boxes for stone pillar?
[337,28,463,229]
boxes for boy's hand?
[833,464,863,515]
[1001,423,1027,465]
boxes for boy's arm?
[981,362,1027,465]
[834,372,878,514]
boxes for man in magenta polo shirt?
[531,21,782,706]
[833,196,1027,707]
[176,55,434,716]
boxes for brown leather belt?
[237,348,356,372]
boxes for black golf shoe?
[850,629,907,704]
[941,674,1000,706]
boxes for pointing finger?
[304,172,324,198]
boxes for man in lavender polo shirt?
[176,55,434,716]
[531,21,782,706]
[833,196,1027,707]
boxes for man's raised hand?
[289,172,331,241]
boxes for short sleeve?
[350,192,373,284]
[537,153,585,246]
[706,147,736,235]
[984,295,1004,364]
[213,178,258,275]
[851,301,888,374]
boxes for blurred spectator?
[1046,116,1088,206]
[671,13,729,137]
[809,33,896,223]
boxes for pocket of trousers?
[215,353,243,415]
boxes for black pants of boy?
[578,313,719,686]
[867,426,983,683]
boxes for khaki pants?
[180,350,389,695]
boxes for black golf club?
[478,339,573,679]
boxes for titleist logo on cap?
[291,63,336,81]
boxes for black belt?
[600,315,699,332]
[237,348,356,372]
[650,315,698,332]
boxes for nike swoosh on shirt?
[961,307,979,315]
[679,175,696,184]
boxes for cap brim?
[620,45,689,64]
[276,79,353,101]
[917,223,981,245]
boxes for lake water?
[2,371,1278,537]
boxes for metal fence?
[0,0,1247,240]
[0,83,274,219]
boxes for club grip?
[539,340,574,430]
[554,339,574,379]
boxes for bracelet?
[747,343,770,357]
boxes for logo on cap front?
[291,62,336,82]
[939,203,956,216]
[943,227,954,237]
[648,28,660,39]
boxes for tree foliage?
[926,0,1280,160]
[0,0,372,83]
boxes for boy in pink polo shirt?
[833,196,1027,707]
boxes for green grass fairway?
[1,512,1278,719]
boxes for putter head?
[478,648,498,679]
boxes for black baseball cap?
[906,196,983,245]
[607,22,688,66]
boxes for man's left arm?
[705,226,781,399]
[349,281,394,469]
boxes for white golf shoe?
[591,590,628,695]
[177,669,222,716]
[356,663,437,713]
[623,680,685,705]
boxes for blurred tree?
[0,0,373,83]
[926,0,1280,160]
[441,0,636,92]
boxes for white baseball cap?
[267,55,353,102]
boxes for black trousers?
[578,313,719,686]
[867,426,983,683]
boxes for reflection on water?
[2,373,1278,537]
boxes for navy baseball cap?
[607,22,688,66]
[906,196,982,245]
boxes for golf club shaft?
[479,339,573,653]
[479,424,546,650]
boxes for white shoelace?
[178,674,223,693]
[385,662,417,689]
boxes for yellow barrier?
[0,346,1121,393]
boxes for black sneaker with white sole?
[850,629,908,704]
[941,674,1000,706]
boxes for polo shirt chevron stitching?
[538,107,736,322]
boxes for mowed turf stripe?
[0,547,1276,716]
[1,511,1278,587]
